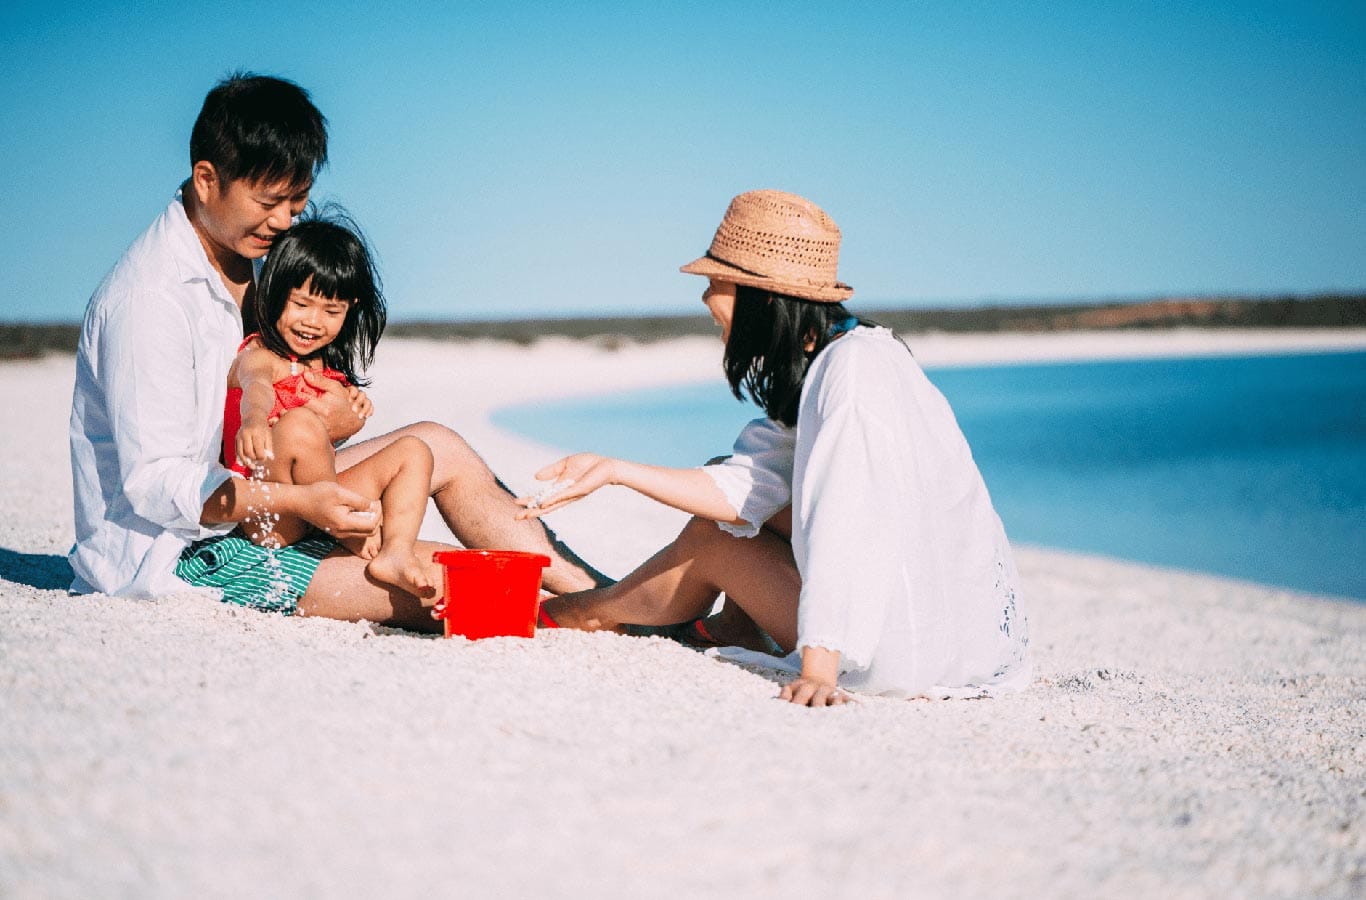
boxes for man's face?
[192,164,310,262]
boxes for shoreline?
[459,327,1366,602]
[2,330,1363,897]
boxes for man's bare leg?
[542,517,802,653]
[337,421,611,594]
[298,539,452,632]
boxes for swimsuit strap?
[238,331,301,373]
[828,316,860,338]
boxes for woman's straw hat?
[680,190,853,303]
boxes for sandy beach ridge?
[2,329,1363,898]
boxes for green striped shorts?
[175,530,338,615]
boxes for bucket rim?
[432,549,552,567]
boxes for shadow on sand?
[0,548,73,591]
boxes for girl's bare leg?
[249,407,336,548]
[542,516,803,653]
[259,410,438,599]
[333,435,437,599]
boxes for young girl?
[518,190,1030,706]
[224,214,437,599]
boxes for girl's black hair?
[723,286,875,427]
[247,208,385,387]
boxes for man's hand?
[301,370,368,443]
[296,481,381,540]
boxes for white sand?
[2,330,1364,899]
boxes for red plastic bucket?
[432,550,551,639]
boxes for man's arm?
[299,369,368,444]
[201,477,381,540]
[99,294,234,539]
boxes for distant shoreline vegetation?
[4,293,1364,359]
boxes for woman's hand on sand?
[779,646,849,707]
[236,420,274,472]
[515,453,618,518]
[779,676,850,707]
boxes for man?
[70,73,606,630]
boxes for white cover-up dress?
[700,327,1031,698]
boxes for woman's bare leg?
[690,506,794,647]
[542,516,802,653]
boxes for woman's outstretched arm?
[515,452,749,526]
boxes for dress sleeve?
[100,293,232,539]
[698,417,795,538]
[793,353,911,672]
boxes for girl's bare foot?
[367,548,437,598]
[342,531,383,561]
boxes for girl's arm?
[515,453,749,526]
[234,347,284,469]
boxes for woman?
[519,190,1030,706]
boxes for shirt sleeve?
[98,292,232,539]
[698,417,795,538]
[793,353,911,672]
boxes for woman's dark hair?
[723,286,872,427]
[247,210,385,387]
[190,72,328,189]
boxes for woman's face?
[702,279,737,343]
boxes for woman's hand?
[778,646,850,707]
[779,676,849,707]
[236,420,274,473]
[515,453,619,518]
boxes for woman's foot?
[367,548,437,598]
[539,590,627,634]
[669,601,780,653]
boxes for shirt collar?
[169,185,241,309]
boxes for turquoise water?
[493,351,1366,600]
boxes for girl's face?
[702,279,737,343]
[276,277,351,358]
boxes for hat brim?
[680,255,853,303]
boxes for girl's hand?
[514,453,618,519]
[236,421,274,473]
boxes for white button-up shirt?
[701,327,1031,697]
[69,190,243,596]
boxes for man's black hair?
[248,209,385,387]
[190,72,328,188]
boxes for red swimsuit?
[222,334,350,477]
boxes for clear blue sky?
[1,1,1363,322]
